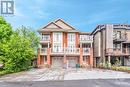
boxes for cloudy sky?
[1,0,130,32]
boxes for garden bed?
[98,66,130,73]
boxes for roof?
[79,32,91,35]
[55,19,76,30]
[91,24,130,35]
[91,24,106,35]
[42,22,63,29]
[38,18,80,33]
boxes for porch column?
[37,48,41,66]
[108,56,110,63]
[64,43,67,64]
[108,55,111,67]
[121,43,122,52]
[80,43,83,65]
[90,42,93,48]
[64,55,67,69]
[47,47,50,66]
[48,43,50,48]
[64,55,67,64]
[90,48,93,67]
[47,43,50,65]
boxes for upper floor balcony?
[39,48,91,55]
[106,48,130,56]
[64,48,80,55]
[40,48,47,55]
[79,35,93,43]
[83,48,91,55]
[113,33,127,42]
[40,35,50,43]
[50,48,80,55]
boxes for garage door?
[52,58,63,67]
[68,59,77,68]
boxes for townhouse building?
[92,24,130,67]
[37,19,93,68]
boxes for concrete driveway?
[0,68,130,82]
[64,68,130,80]
[0,68,65,82]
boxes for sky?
[1,0,130,32]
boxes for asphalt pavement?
[0,79,130,87]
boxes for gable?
[55,19,75,30]
[42,22,62,29]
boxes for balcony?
[64,48,80,55]
[40,48,80,55]
[80,35,93,43]
[51,48,64,55]
[113,33,127,42]
[83,48,91,55]
[40,35,50,43]
[122,48,130,55]
[106,48,130,56]
[40,48,47,55]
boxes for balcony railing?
[40,48,47,55]
[80,35,93,42]
[40,35,50,42]
[51,48,64,54]
[83,48,91,55]
[64,48,80,54]
[106,48,130,55]
[122,48,130,55]
[40,48,89,55]
[113,33,127,42]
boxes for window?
[68,45,75,52]
[53,32,62,42]
[42,35,50,41]
[116,31,121,39]
[68,33,75,42]
[52,32,63,53]
[53,43,62,52]
[80,35,93,41]
[113,43,121,49]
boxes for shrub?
[0,70,8,76]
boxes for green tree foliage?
[0,16,13,66]
[0,16,39,73]
[0,16,13,41]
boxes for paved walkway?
[0,68,130,82]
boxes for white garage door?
[68,59,77,68]
[52,58,63,67]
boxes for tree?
[0,16,13,41]
[3,26,39,72]
[0,16,39,73]
[0,16,13,67]
[16,26,39,53]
